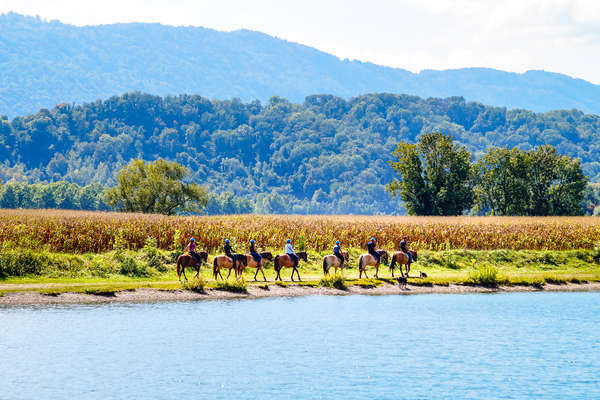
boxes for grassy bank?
[1,246,599,294]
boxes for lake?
[2,292,599,399]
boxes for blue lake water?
[2,292,600,399]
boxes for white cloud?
[1,0,599,83]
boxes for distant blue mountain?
[1,12,599,117]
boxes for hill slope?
[1,12,600,117]
[1,92,599,214]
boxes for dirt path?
[2,282,600,305]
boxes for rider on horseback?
[249,239,262,267]
[186,237,201,264]
[367,237,380,263]
[224,239,237,270]
[400,236,412,265]
[333,240,344,267]
[285,239,298,269]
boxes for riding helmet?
[371,237,376,242]
[250,239,255,243]
[286,239,291,243]
[190,237,195,242]
[336,241,340,245]
[225,239,230,243]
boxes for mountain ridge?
[1,12,600,117]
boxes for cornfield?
[1,209,599,253]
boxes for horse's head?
[261,251,274,262]
[411,250,418,262]
[342,251,350,262]
[297,251,308,262]
[199,251,208,263]
[378,250,389,265]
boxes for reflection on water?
[2,292,600,399]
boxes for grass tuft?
[467,263,499,287]
[319,274,347,290]
[215,280,247,293]
[181,277,206,293]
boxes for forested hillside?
[1,92,599,214]
[2,12,600,117]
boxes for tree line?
[1,92,600,214]
[388,133,589,216]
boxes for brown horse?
[357,250,388,278]
[389,250,418,277]
[176,251,208,281]
[212,254,248,280]
[274,251,308,281]
[236,252,274,281]
[322,251,349,275]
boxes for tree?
[474,147,530,215]
[474,145,588,216]
[105,159,208,215]
[387,133,474,215]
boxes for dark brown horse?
[389,250,418,277]
[322,251,350,275]
[274,251,308,281]
[357,250,388,279]
[212,253,248,280]
[176,251,208,281]
[236,252,274,281]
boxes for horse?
[357,250,389,279]
[389,250,418,278]
[212,253,248,280]
[176,251,208,281]
[274,251,308,281]
[236,252,274,281]
[322,251,349,275]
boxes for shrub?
[594,241,600,264]
[467,263,499,287]
[143,236,166,272]
[119,254,148,277]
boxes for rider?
[367,237,380,263]
[249,239,262,267]
[400,236,412,265]
[186,237,201,264]
[285,238,298,269]
[333,240,344,267]
[224,239,237,270]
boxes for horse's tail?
[322,257,328,275]
[274,255,280,272]
[390,254,396,270]
[212,257,218,279]
[176,256,181,278]
[358,255,363,271]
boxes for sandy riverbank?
[2,282,600,305]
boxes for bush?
[467,263,499,287]
[319,274,347,290]
[0,250,49,277]
[594,241,600,264]
[143,236,166,272]
[119,254,148,277]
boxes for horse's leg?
[374,264,379,279]
[391,264,395,277]
[290,268,295,282]
[226,268,232,279]
[194,265,200,279]
[260,267,267,282]
[253,268,258,281]
[182,265,188,281]
[217,268,224,281]
[295,268,302,281]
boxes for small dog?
[397,276,407,289]
[420,271,428,278]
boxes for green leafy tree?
[387,133,474,215]
[105,159,208,215]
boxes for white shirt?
[285,243,294,254]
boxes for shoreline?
[2,282,600,305]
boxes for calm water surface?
[1,292,599,399]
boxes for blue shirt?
[285,243,294,254]
[333,245,341,254]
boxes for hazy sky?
[2,0,599,83]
